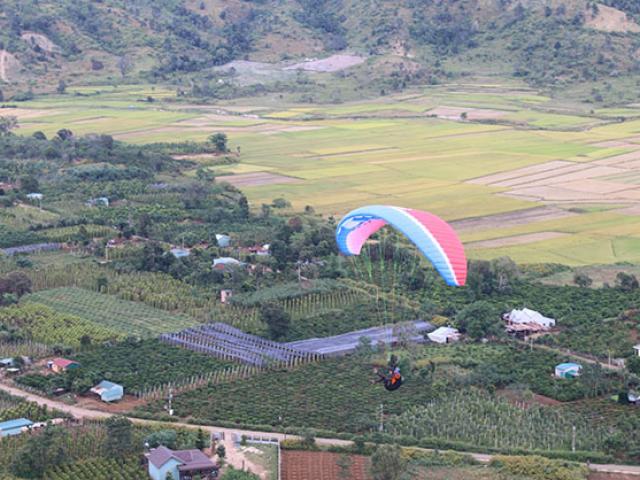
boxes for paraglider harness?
[375,357,403,391]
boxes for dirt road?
[1,382,639,476]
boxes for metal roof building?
[0,418,33,437]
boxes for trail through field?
[524,342,624,371]
[1,381,639,475]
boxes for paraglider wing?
[335,205,467,286]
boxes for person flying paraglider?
[373,355,403,391]
[336,205,467,392]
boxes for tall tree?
[104,416,133,458]
[260,302,291,340]
[370,445,407,480]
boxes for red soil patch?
[281,450,371,480]
[74,394,145,413]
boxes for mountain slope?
[0,0,639,102]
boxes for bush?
[489,455,589,480]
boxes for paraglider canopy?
[335,205,467,287]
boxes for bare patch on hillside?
[284,54,365,72]
[219,172,302,187]
[586,4,640,33]
[467,232,568,249]
[0,50,21,83]
[21,32,61,53]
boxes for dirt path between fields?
[1,381,640,475]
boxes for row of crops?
[44,456,146,480]
[22,287,198,338]
[386,391,607,452]
[0,304,123,347]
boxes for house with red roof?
[47,358,80,374]
[146,445,218,480]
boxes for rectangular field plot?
[24,287,199,337]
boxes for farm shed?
[504,308,555,328]
[215,234,230,248]
[86,197,109,207]
[47,358,80,373]
[212,257,244,271]
[90,380,124,402]
[555,362,582,379]
[427,326,461,344]
[286,321,434,357]
[634,344,640,356]
[170,247,191,259]
[0,358,14,368]
[146,446,218,480]
[26,193,43,201]
[0,418,33,437]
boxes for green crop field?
[23,287,199,337]
[7,81,640,265]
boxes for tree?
[56,80,67,94]
[32,131,47,140]
[56,128,73,141]
[145,429,178,449]
[490,257,519,293]
[19,175,39,193]
[104,416,133,458]
[0,116,18,135]
[615,272,639,292]
[456,301,502,340]
[165,473,175,480]
[260,302,291,340]
[272,197,291,209]
[11,426,68,478]
[573,272,593,288]
[0,89,3,102]
[370,445,407,480]
[336,453,353,480]
[4,272,32,298]
[118,55,133,77]
[216,444,226,459]
[196,428,207,450]
[209,133,228,153]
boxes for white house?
[505,308,555,329]
[634,344,640,357]
[427,326,461,344]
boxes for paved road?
[2,382,640,476]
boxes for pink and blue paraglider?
[335,205,467,287]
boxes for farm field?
[23,287,199,337]
[281,450,371,480]
[7,82,640,265]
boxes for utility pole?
[378,403,384,432]
[571,425,576,452]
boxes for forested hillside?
[1,0,640,101]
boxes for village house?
[47,358,80,374]
[146,446,218,480]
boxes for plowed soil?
[281,450,371,480]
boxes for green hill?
[1,0,640,102]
